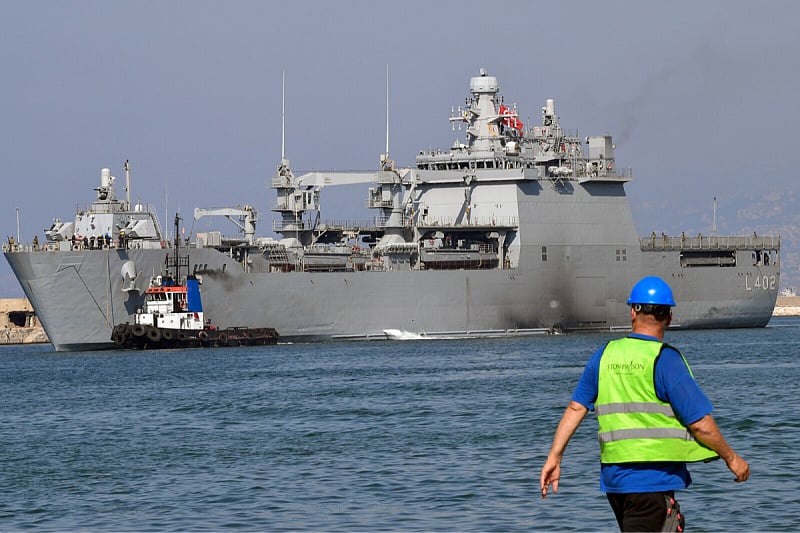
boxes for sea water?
[1,317,799,531]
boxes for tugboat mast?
[172,212,187,282]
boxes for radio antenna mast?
[281,71,286,161]
[712,196,717,235]
[381,64,394,171]
[124,159,131,210]
[385,64,390,157]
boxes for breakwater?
[772,296,800,316]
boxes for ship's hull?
[5,69,781,351]
[4,242,779,351]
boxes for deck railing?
[641,234,781,251]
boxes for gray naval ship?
[4,69,781,351]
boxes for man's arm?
[688,414,750,482]
[540,401,589,498]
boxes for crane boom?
[194,206,258,245]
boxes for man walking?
[540,276,749,531]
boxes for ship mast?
[281,71,286,163]
[169,212,189,282]
[712,196,718,235]
[381,64,394,171]
[173,212,181,281]
[272,71,322,244]
[385,64,389,160]
[124,159,131,210]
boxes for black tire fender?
[147,327,162,342]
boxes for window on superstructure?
[616,249,627,262]
[541,246,547,261]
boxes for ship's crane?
[194,206,257,245]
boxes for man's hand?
[540,456,562,498]
[540,401,588,499]
[725,452,750,482]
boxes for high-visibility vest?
[596,337,718,464]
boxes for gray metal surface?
[4,69,780,351]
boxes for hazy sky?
[2,0,799,296]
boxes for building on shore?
[1,298,49,344]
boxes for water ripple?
[1,322,799,531]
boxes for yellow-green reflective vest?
[596,337,718,464]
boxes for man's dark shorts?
[606,491,684,532]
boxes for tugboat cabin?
[137,276,205,330]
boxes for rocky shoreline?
[1,296,799,346]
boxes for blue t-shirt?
[571,333,714,493]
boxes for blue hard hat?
[627,276,676,306]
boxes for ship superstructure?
[4,69,780,351]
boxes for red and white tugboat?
[111,215,278,349]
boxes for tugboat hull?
[111,323,278,350]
